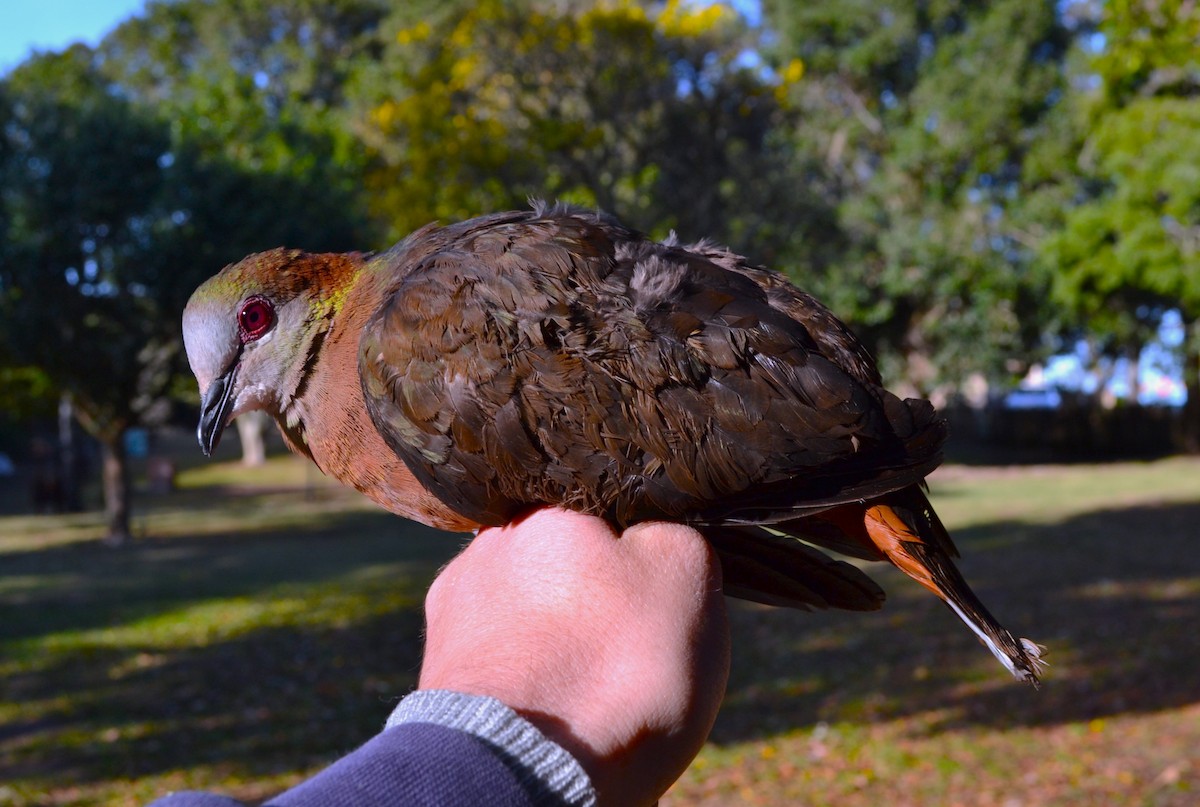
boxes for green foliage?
[1038,0,1200,436]
[99,0,384,253]
[1091,0,1200,107]
[1046,99,1200,335]
[765,0,1070,393]
[1043,0,1200,316]
[0,6,380,536]
[2,0,1198,445]
[357,0,819,258]
[0,48,179,440]
[0,367,57,423]
[0,28,374,442]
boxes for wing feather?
[359,206,946,529]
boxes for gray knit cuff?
[386,689,597,806]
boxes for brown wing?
[358,205,946,532]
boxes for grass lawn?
[2,448,1199,805]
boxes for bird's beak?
[197,360,239,457]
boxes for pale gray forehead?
[182,297,238,392]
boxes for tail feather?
[864,487,1046,686]
[705,526,886,612]
[768,506,888,562]
[709,483,1047,686]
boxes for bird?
[182,202,1045,685]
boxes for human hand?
[419,507,731,806]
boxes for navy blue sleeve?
[149,723,550,807]
[150,690,595,807]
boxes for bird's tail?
[863,486,1046,686]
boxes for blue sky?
[0,0,147,72]
[0,1,763,74]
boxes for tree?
[0,26,374,540]
[762,0,1073,398]
[99,0,382,256]
[355,0,823,259]
[100,0,386,231]
[99,0,387,469]
[1040,0,1200,446]
[0,48,182,541]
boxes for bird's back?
[358,203,946,529]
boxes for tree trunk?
[58,394,83,512]
[1125,347,1141,404]
[100,434,132,546]
[236,411,269,466]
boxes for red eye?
[238,296,275,342]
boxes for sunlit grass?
[927,456,1200,528]
[671,705,1200,806]
[172,452,333,491]
[5,572,423,660]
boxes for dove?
[182,202,1044,685]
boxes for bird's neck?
[277,256,477,533]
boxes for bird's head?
[182,248,365,456]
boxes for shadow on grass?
[3,611,429,785]
[0,507,462,791]
[712,500,1200,744]
[0,507,457,642]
